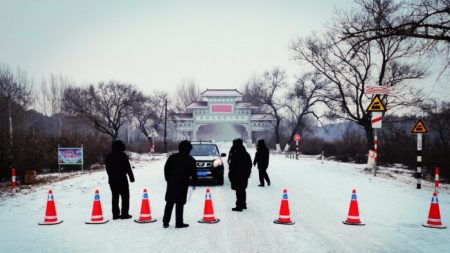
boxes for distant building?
[173,89,275,144]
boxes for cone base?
[38,220,63,225]
[342,220,365,226]
[198,218,220,224]
[134,218,158,224]
[274,219,295,225]
[85,219,109,225]
[422,223,447,229]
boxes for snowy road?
[1,144,449,253]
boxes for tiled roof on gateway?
[173,113,193,120]
[251,114,276,120]
[200,89,243,97]
[235,102,253,107]
[186,101,208,109]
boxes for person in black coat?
[105,140,135,220]
[228,138,252,211]
[253,139,271,187]
[162,140,197,228]
[227,141,237,165]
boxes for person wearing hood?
[228,138,252,211]
[253,139,271,187]
[163,140,198,228]
[105,140,135,220]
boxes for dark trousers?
[258,169,271,186]
[163,201,184,225]
[235,188,247,208]
[110,184,130,217]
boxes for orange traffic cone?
[85,189,109,224]
[343,189,365,225]
[39,190,63,225]
[134,188,157,224]
[274,189,295,225]
[422,192,446,229]
[198,188,220,224]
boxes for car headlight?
[213,159,223,167]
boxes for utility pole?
[164,98,168,153]
[7,97,13,163]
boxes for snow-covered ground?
[0,143,449,253]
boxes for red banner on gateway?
[211,104,232,113]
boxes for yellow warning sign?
[411,119,428,134]
[366,96,386,112]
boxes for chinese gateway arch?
[173,89,275,144]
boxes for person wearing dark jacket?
[253,139,271,187]
[228,138,252,211]
[227,141,237,165]
[105,140,135,220]
[163,140,197,228]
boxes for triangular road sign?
[411,119,428,134]
[366,96,386,112]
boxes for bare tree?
[243,68,287,144]
[339,0,450,70]
[0,66,32,163]
[423,100,450,152]
[64,81,143,140]
[132,91,167,148]
[291,25,425,148]
[285,72,330,143]
[176,79,201,110]
[40,74,72,141]
[40,74,71,116]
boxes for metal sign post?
[410,119,428,190]
[417,133,423,189]
[373,128,378,176]
[366,95,386,176]
[294,134,301,160]
[11,167,16,194]
[435,167,440,193]
[81,144,84,171]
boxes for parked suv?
[190,142,226,185]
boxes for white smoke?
[196,123,247,142]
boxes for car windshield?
[190,144,219,156]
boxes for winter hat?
[257,139,265,147]
[179,140,193,154]
[112,140,126,152]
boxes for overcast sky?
[0,0,447,99]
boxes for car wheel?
[217,174,224,185]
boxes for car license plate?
[197,171,208,176]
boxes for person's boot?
[120,214,132,219]
[175,223,189,228]
[258,184,264,187]
[163,223,169,228]
[232,207,243,212]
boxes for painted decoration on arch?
[210,104,233,113]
